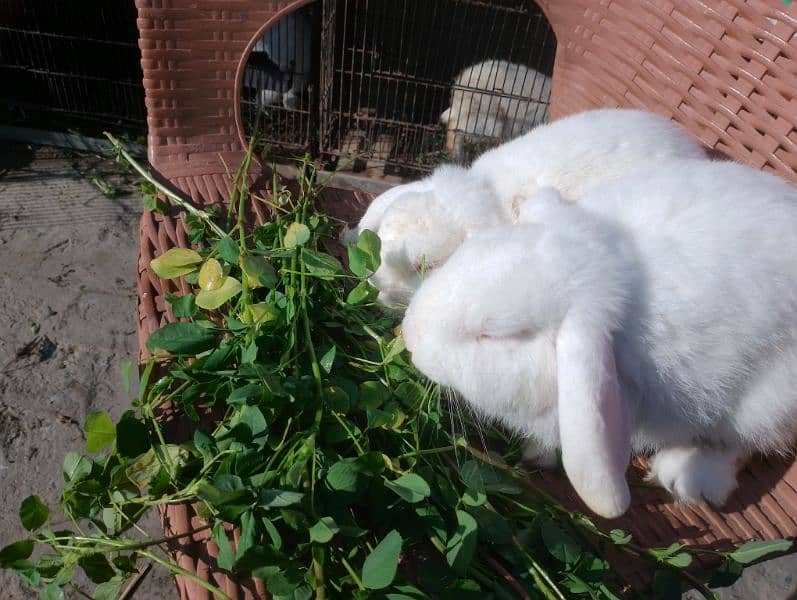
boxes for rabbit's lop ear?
[556,317,631,519]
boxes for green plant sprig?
[2,140,791,600]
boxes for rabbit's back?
[582,160,797,451]
[472,109,706,205]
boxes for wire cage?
[133,0,797,597]
[240,0,556,178]
[0,0,145,136]
[241,2,321,157]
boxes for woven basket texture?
[134,0,797,596]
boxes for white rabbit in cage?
[440,59,552,160]
[245,7,315,110]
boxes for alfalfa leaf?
[362,530,402,589]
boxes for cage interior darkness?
[242,0,556,178]
[0,0,145,136]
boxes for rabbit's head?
[402,206,633,518]
[350,166,507,309]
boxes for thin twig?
[118,563,153,600]
[483,552,532,600]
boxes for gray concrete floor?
[0,144,794,599]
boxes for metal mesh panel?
[0,0,145,134]
[239,0,556,178]
[241,2,322,158]
[319,0,556,177]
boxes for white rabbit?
[245,7,314,109]
[401,159,797,519]
[350,109,705,309]
[440,60,552,161]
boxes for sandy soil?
[0,144,175,599]
[0,144,795,599]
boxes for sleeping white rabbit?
[348,108,705,309]
[401,158,797,519]
[440,59,551,161]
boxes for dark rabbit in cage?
[244,4,317,110]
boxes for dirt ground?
[0,144,174,599]
[0,144,795,599]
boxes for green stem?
[340,557,365,590]
[104,132,226,239]
[137,549,232,600]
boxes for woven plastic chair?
[134,1,797,596]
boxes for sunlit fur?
[402,160,797,518]
[349,109,706,310]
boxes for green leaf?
[323,386,351,413]
[120,360,133,394]
[92,576,125,600]
[146,322,216,355]
[359,381,389,410]
[240,255,277,289]
[460,460,520,495]
[709,558,743,588]
[19,496,48,532]
[347,244,369,278]
[357,229,382,272]
[227,384,264,406]
[165,292,197,318]
[309,517,340,544]
[78,553,115,583]
[362,530,402,590]
[652,570,682,600]
[540,519,582,565]
[319,346,336,374]
[195,276,242,309]
[41,584,63,600]
[665,552,692,568]
[385,473,431,504]
[84,411,116,453]
[394,381,425,410]
[347,281,378,305]
[116,412,151,458]
[326,460,358,492]
[235,510,257,560]
[303,249,343,279]
[198,258,224,291]
[212,523,236,571]
[217,235,240,264]
[445,510,478,575]
[284,222,311,248]
[383,336,406,364]
[609,528,632,545]
[260,489,304,508]
[150,247,202,279]
[0,540,34,567]
[729,539,792,564]
[63,452,92,483]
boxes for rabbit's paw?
[648,447,739,506]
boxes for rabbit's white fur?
[350,109,705,309]
[402,159,797,519]
[440,60,551,160]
